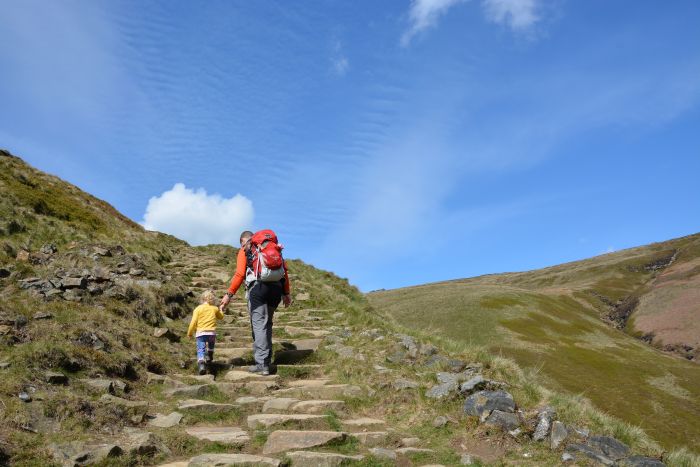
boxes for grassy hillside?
[2,150,698,466]
[369,234,700,452]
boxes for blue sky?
[2,0,699,291]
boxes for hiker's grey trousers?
[248,300,275,367]
[247,281,283,368]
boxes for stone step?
[215,381,280,396]
[186,453,281,467]
[262,430,348,455]
[286,379,331,388]
[354,431,390,447]
[341,418,387,431]
[260,398,344,414]
[247,413,328,430]
[223,370,280,383]
[273,384,362,400]
[272,349,315,365]
[164,384,216,398]
[185,426,250,445]
[289,400,345,414]
[284,326,331,338]
[215,348,250,359]
[177,399,237,414]
[285,451,364,466]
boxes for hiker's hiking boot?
[247,365,270,376]
[198,361,207,375]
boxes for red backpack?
[248,229,286,282]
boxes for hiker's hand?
[220,294,230,308]
[282,294,292,308]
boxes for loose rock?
[484,410,521,431]
[463,390,515,417]
[550,420,568,449]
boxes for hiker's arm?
[282,260,292,307]
[227,248,247,294]
[215,306,224,320]
[223,248,247,305]
[187,307,199,337]
[283,260,290,295]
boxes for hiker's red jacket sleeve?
[227,248,247,295]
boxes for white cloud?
[481,0,539,31]
[402,0,467,46]
[141,183,254,246]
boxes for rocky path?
[48,247,670,466]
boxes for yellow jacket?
[187,304,224,337]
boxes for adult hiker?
[220,229,292,375]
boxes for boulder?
[153,327,179,342]
[533,406,556,441]
[393,378,419,390]
[564,443,615,466]
[50,441,123,466]
[618,456,667,467]
[463,390,515,417]
[99,395,148,416]
[46,372,68,385]
[124,431,171,457]
[426,382,458,399]
[62,277,87,289]
[433,415,449,428]
[484,410,521,431]
[147,412,183,428]
[80,378,115,394]
[550,421,568,449]
[92,247,112,257]
[459,375,486,394]
[33,312,53,320]
[188,453,280,466]
[587,436,630,461]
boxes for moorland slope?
[369,233,700,451]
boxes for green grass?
[369,233,700,454]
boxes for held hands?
[282,294,292,308]
[220,293,232,311]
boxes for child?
[187,290,224,375]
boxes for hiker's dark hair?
[240,231,253,242]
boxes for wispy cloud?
[482,0,540,31]
[402,0,467,46]
[331,40,349,75]
[141,184,254,246]
[401,0,542,45]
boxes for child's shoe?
[197,360,207,375]
[206,351,214,363]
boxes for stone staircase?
[148,304,418,467]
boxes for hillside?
[1,149,697,467]
[369,233,700,453]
